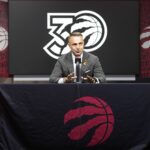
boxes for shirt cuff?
[94,77,100,83]
[58,78,65,84]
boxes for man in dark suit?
[49,32,106,83]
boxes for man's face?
[68,36,84,57]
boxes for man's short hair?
[67,32,83,43]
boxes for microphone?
[75,57,81,64]
[75,57,81,83]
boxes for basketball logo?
[64,96,115,147]
[140,26,150,50]
[71,10,107,53]
[44,10,107,59]
[0,26,8,52]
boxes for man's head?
[68,32,84,57]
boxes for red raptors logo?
[64,96,115,147]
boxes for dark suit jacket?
[49,51,106,83]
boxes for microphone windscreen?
[75,58,81,64]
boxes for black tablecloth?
[0,84,150,150]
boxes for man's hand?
[64,73,76,83]
[82,75,96,83]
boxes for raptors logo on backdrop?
[140,25,150,77]
[0,26,8,52]
[0,1,9,77]
[140,0,150,77]
[140,26,150,50]
[43,10,108,59]
[64,96,114,147]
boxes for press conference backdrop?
[9,0,139,75]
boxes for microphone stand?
[75,58,81,83]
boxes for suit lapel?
[66,52,74,73]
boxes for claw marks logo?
[43,10,108,59]
[64,96,114,147]
[140,26,150,50]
